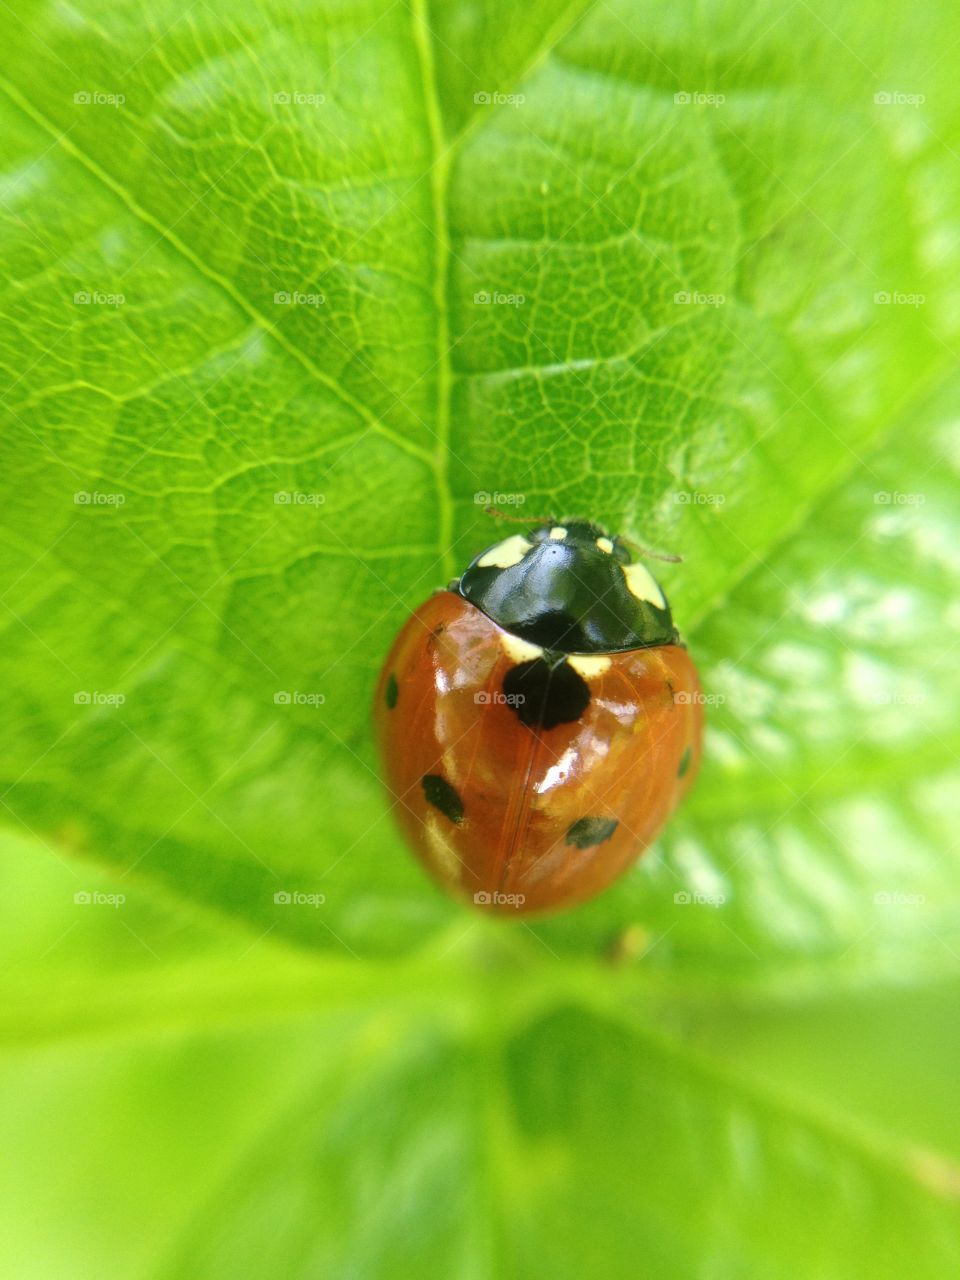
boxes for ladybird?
[374,520,703,916]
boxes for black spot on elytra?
[502,658,590,730]
[384,673,398,709]
[566,817,618,849]
[678,746,692,778]
[422,774,464,825]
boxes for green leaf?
[2,827,960,1279]
[2,0,960,1275]
[1,0,958,964]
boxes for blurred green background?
[1,0,960,1275]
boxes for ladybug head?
[456,520,678,654]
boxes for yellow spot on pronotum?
[549,526,567,540]
[477,534,531,569]
[567,654,611,678]
[502,634,544,664]
[623,562,666,610]
[596,536,614,554]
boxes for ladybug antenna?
[620,536,683,565]
[484,505,556,526]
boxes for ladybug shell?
[375,591,702,916]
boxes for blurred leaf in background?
[1,0,959,1276]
